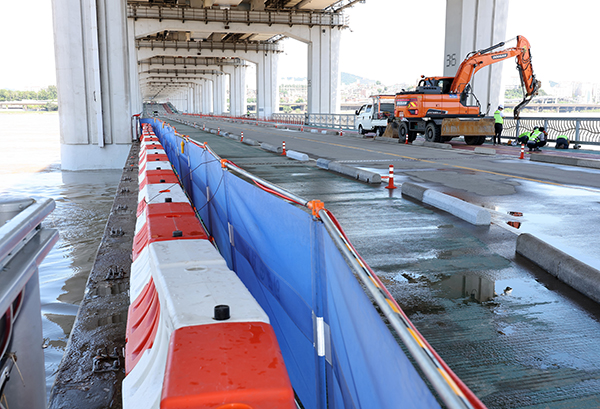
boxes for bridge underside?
[52,0,507,170]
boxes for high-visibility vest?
[494,110,504,124]
[556,135,568,141]
[528,130,541,141]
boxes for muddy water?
[0,112,121,400]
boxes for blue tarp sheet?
[142,118,441,409]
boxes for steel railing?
[503,116,600,145]
[162,125,482,409]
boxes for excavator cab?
[415,77,454,94]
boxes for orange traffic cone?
[282,141,287,155]
[519,144,525,159]
[385,165,397,190]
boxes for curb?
[327,161,381,184]
[242,138,259,146]
[516,233,600,303]
[401,182,490,225]
[260,143,283,154]
[529,154,600,170]
[286,150,309,162]
[374,136,400,144]
[474,147,496,155]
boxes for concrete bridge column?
[307,26,341,114]
[195,83,202,114]
[212,75,225,115]
[444,0,509,113]
[52,0,134,170]
[127,18,142,115]
[223,66,245,117]
[256,53,279,118]
[236,65,247,116]
[203,79,214,114]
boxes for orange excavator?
[390,35,541,145]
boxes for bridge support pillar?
[52,0,135,170]
[224,65,247,117]
[194,84,202,114]
[307,26,341,114]
[256,53,279,118]
[203,79,213,114]
[444,0,509,112]
[212,74,226,115]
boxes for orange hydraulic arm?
[450,35,541,118]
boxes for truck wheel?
[358,125,365,135]
[424,122,441,143]
[464,135,486,145]
[398,122,409,142]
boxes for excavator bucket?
[382,121,400,139]
[514,79,542,119]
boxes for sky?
[1,1,599,90]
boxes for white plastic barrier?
[124,125,295,409]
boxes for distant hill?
[341,72,377,85]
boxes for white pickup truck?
[355,95,395,136]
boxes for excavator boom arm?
[450,35,541,118]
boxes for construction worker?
[493,105,504,145]
[555,135,569,149]
[527,128,543,152]
[537,127,548,148]
[517,130,531,145]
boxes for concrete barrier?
[374,136,399,144]
[242,138,259,146]
[529,154,600,170]
[474,147,496,155]
[401,182,490,225]
[423,141,452,149]
[285,150,309,162]
[260,143,282,154]
[328,162,381,184]
[516,233,600,303]
[226,133,240,141]
[401,182,427,202]
[316,158,331,170]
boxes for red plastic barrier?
[139,171,179,190]
[139,153,169,165]
[161,322,295,409]
[126,278,161,374]
[132,202,209,260]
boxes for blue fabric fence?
[142,118,441,409]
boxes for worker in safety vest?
[517,131,531,145]
[555,135,569,149]
[527,128,543,152]
[537,127,548,148]
[493,105,504,145]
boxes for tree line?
[0,85,57,101]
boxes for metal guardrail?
[172,130,478,409]
[307,113,355,130]
[504,116,600,145]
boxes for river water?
[0,112,121,400]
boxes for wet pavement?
[167,116,600,408]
